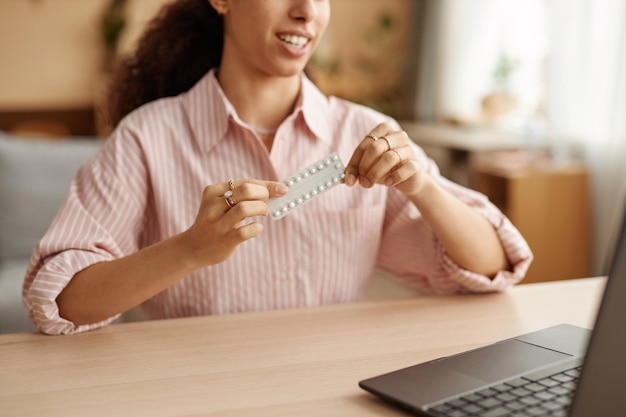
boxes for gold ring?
[381,136,392,150]
[392,149,402,162]
[365,135,378,142]
[224,180,235,208]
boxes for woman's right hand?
[183,179,288,268]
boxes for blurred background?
[0,0,624,285]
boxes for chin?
[269,65,307,79]
[273,56,311,77]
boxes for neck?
[216,66,301,134]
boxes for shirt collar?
[182,69,229,154]
[298,74,332,144]
[184,69,332,153]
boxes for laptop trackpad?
[442,339,569,382]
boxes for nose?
[289,0,318,22]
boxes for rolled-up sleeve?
[376,144,533,294]
[23,130,148,335]
[24,246,119,335]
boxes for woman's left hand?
[344,122,426,197]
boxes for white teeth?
[279,34,308,49]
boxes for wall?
[0,0,415,135]
[311,0,414,117]
[0,0,168,111]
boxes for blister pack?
[268,152,346,220]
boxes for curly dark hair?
[106,0,223,128]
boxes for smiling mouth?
[278,34,309,49]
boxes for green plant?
[354,12,397,75]
[101,0,128,58]
[493,53,519,90]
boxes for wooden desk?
[0,277,605,417]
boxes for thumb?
[267,181,289,198]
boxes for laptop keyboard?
[424,359,583,417]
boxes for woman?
[23,0,532,335]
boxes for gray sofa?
[0,132,103,334]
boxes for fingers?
[345,123,414,188]
[230,222,264,242]
[366,145,410,185]
[383,153,418,186]
[228,180,288,202]
[356,131,403,184]
[189,179,286,267]
[203,180,287,216]
[345,126,389,186]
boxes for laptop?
[359,210,626,416]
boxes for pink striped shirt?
[23,70,533,335]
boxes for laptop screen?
[569,210,626,416]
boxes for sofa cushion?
[0,132,103,260]
[0,258,36,333]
